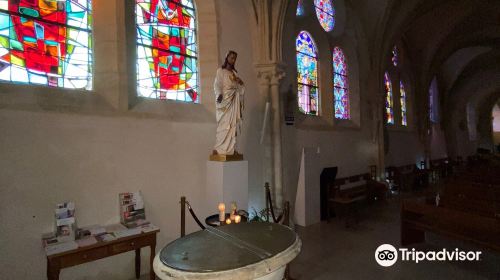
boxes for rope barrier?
[180,197,205,232]
[185,200,206,230]
[265,182,283,223]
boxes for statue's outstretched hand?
[217,94,223,103]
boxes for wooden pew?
[440,181,500,218]
[401,199,500,251]
[430,158,453,179]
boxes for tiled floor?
[289,194,500,280]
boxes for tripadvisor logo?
[375,244,398,267]
[375,244,482,267]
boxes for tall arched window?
[384,72,394,124]
[0,0,92,89]
[136,0,199,102]
[333,47,349,119]
[296,31,319,115]
[296,0,304,16]
[314,0,335,32]
[429,76,439,123]
[400,81,407,126]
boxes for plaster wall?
[430,123,448,160]
[0,110,214,279]
[385,130,424,167]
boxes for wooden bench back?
[403,199,500,234]
[329,173,387,202]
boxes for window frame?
[296,30,320,116]
[332,46,349,120]
[134,0,200,103]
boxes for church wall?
[280,0,379,207]
[385,130,425,167]
[0,0,266,279]
[430,123,448,159]
[453,105,477,158]
[0,110,215,279]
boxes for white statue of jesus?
[213,50,245,156]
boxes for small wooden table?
[46,230,159,280]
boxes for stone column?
[248,0,288,207]
[256,63,285,207]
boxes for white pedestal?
[206,160,248,216]
[294,148,321,227]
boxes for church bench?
[453,174,500,186]
[442,181,500,202]
[439,182,500,218]
[386,164,430,191]
[327,173,387,225]
[395,164,419,190]
[401,199,500,251]
[440,195,500,219]
[430,158,453,181]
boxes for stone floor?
[288,193,500,280]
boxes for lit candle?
[230,202,237,221]
[225,218,231,224]
[235,215,241,224]
[218,203,225,222]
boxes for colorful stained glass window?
[136,0,198,102]
[333,47,349,119]
[314,0,334,32]
[296,31,318,115]
[392,45,398,67]
[296,0,304,16]
[400,81,407,126]
[0,0,92,89]
[384,72,394,124]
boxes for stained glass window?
[429,76,439,123]
[314,0,334,32]
[333,47,349,119]
[392,45,398,67]
[136,0,199,102]
[400,81,407,126]
[0,0,92,89]
[296,0,304,16]
[296,31,318,115]
[384,72,394,124]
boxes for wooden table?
[46,230,159,280]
